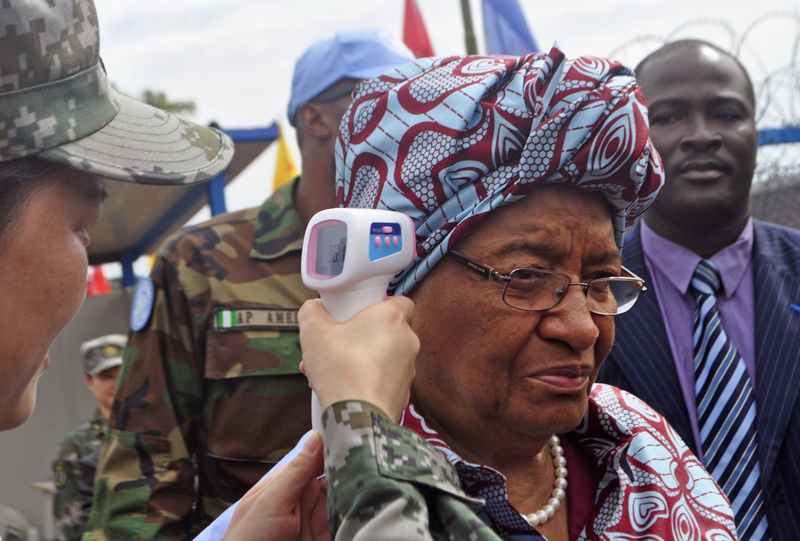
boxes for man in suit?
[598,40,800,540]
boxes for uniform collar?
[250,177,305,261]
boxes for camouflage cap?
[0,0,233,185]
[80,334,126,377]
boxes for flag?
[87,265,112,296]
[482,0,538,56]
[273,128,300,191]
[403,0,435,58]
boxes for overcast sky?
[92,0,799,275]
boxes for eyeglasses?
[448,251,646,316]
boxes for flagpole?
[459,0,478,55]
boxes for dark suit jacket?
[598,219,800,540]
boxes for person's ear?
[83,374,93,391]
[295,103,337,140]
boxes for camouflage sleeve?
[322,401,501,541]
[85,254,202,541]
[53,441,84,541]
[77,449,101,537]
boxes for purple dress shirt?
[639,218,756,461]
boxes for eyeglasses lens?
[503,269,641,315]
[599,280,639,315]
[504,269,570,311]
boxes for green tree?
[140,89,197,116]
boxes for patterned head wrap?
[336,46,664,295]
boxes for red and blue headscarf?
[336,46,664,295]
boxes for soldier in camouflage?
[85,30,414,541]
[52,412,104,541]
[1,0,230,530]
[52,335,126,541]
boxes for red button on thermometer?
[301,208,415,434]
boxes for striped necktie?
[692,259,770,540]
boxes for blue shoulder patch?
[130,277,155,332]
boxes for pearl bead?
[535,510,549,524]
[524,436,568,529]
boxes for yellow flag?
[273,131,300,191]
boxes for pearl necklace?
[524,435,568,528]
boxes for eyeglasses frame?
[447,250,647,316]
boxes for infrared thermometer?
[301,208,415,434]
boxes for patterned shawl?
[335,46,664,295]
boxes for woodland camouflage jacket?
[84,179,317,541]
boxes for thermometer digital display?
[301,208,415,434]
[315,223,347,277]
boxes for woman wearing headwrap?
[296,47,740,540]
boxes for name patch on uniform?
[213,308,300,331]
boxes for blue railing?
[759,125,800,146]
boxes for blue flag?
[482,0,538,55]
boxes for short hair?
[635,39,756,107]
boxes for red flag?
[403,0,435,58]
[87,265,113,296]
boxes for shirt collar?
[639,218,754,298]
[250,177,305,261]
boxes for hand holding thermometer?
[301,208,415,434]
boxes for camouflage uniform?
[85,179,317,541]
[53,408,107,541]
[322,400,499,541]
